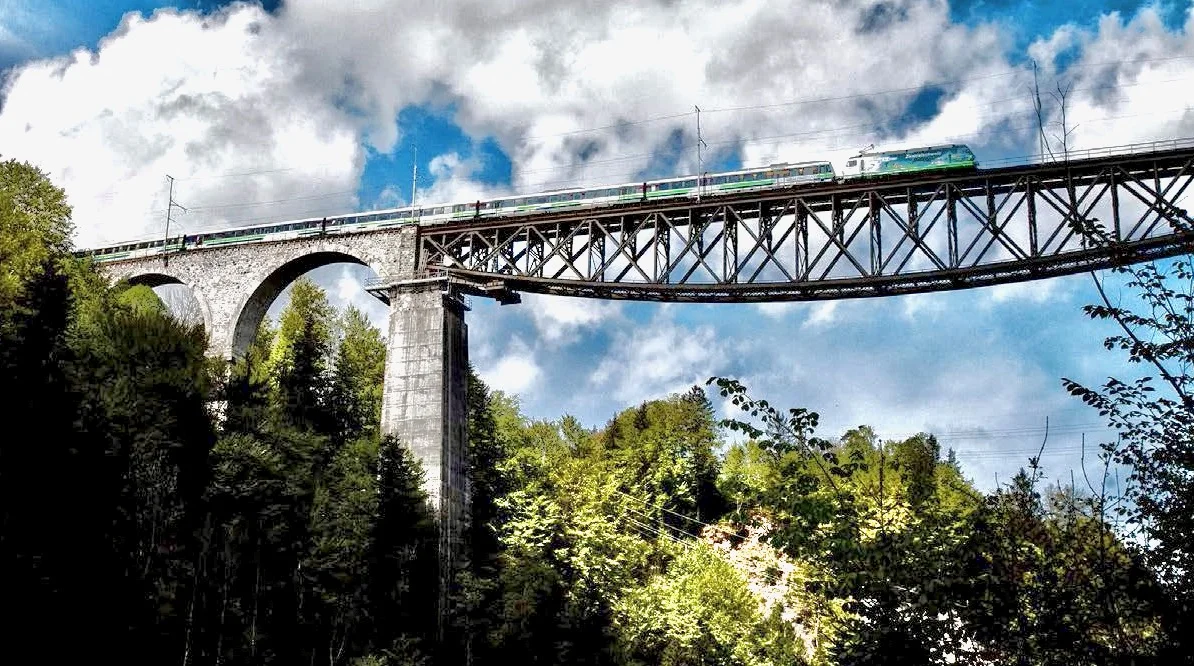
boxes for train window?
[682,179,695,188]
[847,160,857,167]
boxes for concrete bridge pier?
[377,277,470,638]
[378,278,470,557]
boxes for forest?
[2,157,1193,665]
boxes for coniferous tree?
[271,279,336,438]
[222,321,276,437]
[69,287,217,662]
[370,435,438,659]
[329,306,386,442]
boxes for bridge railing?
[979,136,1194,170]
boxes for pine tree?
[266,279,337,451]
[329,306,386,442]
[370,436,438,659]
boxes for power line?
[612,488,745,542]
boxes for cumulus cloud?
[898,292,948,321]
[591,313,727,404]
[1024,7,1194,152]
[983,277,1067,305]
[333,264,389,325]
[522,293,623,345]
[754,302,798,319]
[801,301,839,328]
[478,336,542,396]
[413,150,508,206]
[0,5,362,248]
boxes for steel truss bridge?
[410,141,1194,304]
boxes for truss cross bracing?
[418,147,1194,302]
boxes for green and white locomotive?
[839,144,977,179]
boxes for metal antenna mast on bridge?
[411,143,418,207]
[163,174,187,267]
[695,105,707,201]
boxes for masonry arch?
[120,272,213,333]
[229,250,382,358]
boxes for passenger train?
[82,144,976,263]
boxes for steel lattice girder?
[417,147,1194,302]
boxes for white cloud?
[591,313,726,404]
[983,278,1066,305]
[1024,7,1194,153]
[332,264,388,326]
[898,292,948,321]
[0,5,362,248]
[414,150,508,206]
[374,184,404,209]
[754,302,798,319]
[522,293,622,344]
[801,301,838,328]
[478,336,542,396]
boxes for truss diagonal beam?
[414,146,1194,302]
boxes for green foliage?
[116,282,169,315]
[271,278,336,435]
[599,392,726,528]
[330,306,386,441]
[221,321,276,436]
[0,158,73,306]
[370,435,438,652]
[617,544,808,666]
[710,376,1167,665]
[1061,257,1194,655]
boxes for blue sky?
[2,0,1191,491]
